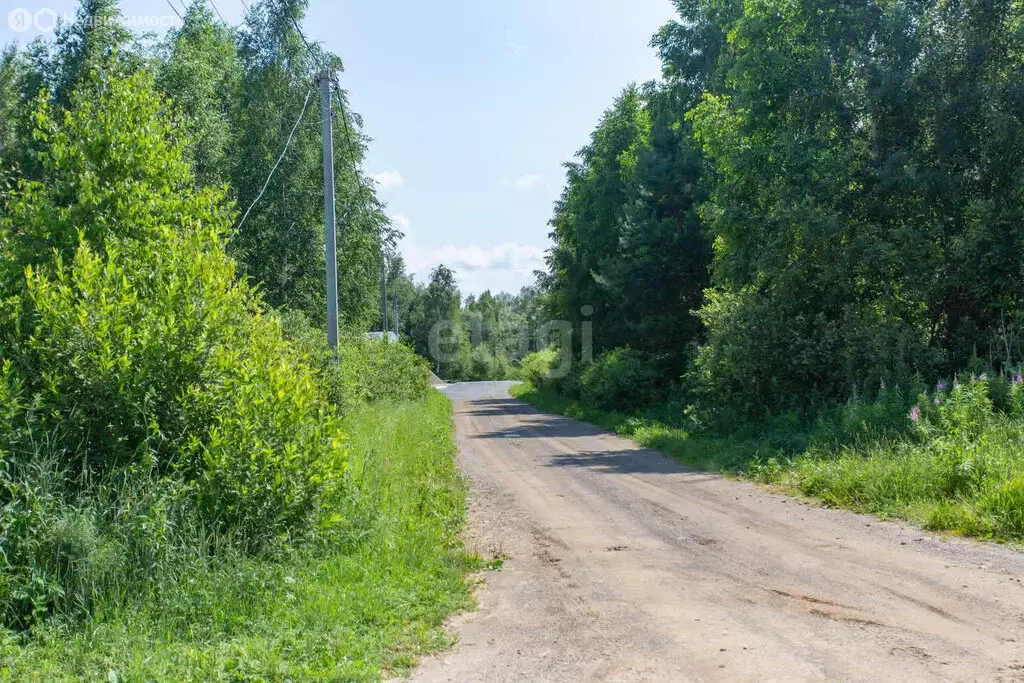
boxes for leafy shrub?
[575,347,665,412]
[280,310,430,413]
[470,345,514,381]
[0,71,352,625]
[934,379,993,441]
[690,287,941,422]
[811,382,923,445]
[519,349,560,389]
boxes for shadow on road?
[465,399,607,439]
[463,397,715,478]
[546,450,714,478]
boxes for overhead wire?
[236,87,314,229]
[206,0,226,23]
[164,0,183,20]
[286,3,391,284]
[284,5,373,221]
[283,5,395,328]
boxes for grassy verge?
[0,391,476,681]
[510,382,1024,545]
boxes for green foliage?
[281,309,430,412]
[405,265,468,379]
[157,3,240,188]
[0,46,30,166]
[229,0,389,327]
[393,256,543,382]
[2,0,391,329]
[935,380,995,442]
[519,349,560,390]
[42,0,135,107]
[545,83,710,373]
[0,393,476,680]
[535,0,1024,428]
[573,347,666,412]
[685,0,1024,416]
[0,69,349,626]
[0,1,471,673]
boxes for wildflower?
[980,373,988,382]
[934,396,941,406]
[1015,373,1023,385]
[909,406,921,423]
[936,381,947,392]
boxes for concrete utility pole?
[393,295,400,337]
[321,70,339,350]
[381,257,389,335]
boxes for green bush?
[280,310,430,413]
[470,345,515,381]
[935,379,994,441]
[519,349,559,389]
[0,393,475,680]
[575,347,665,411]
[0,71,350,626]
[981,475,1024,537]
[690,287,941,422]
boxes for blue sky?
[3,0,677,294]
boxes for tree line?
[0,0,435,639]
[538,0,1024,422]
[384,258,545,380]
[1,0,389,331]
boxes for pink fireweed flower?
[936,381,947,391]
[980,373,988,382]
[909,406,921,423]
[1015,373,1023,385]
[934,396,941,406]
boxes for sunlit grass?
[0,391,476,681]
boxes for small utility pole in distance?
[393,295,399,338]
[320,69,339,350]
[380,257,389,335]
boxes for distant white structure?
[365,331,399,343]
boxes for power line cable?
[237,87,314,230]
[285,6,378,241]
[331,87,376,215]
[206,0,226,23]
[164,0,183,20]
[290,14,321,70]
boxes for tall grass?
[0,391,476,681]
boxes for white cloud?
[391,213,541,294]
[400,236,543,295]
[429,243,544,275]
[370,170,404,190]
[514,173,541,189]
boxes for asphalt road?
[413,381,1024,682]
